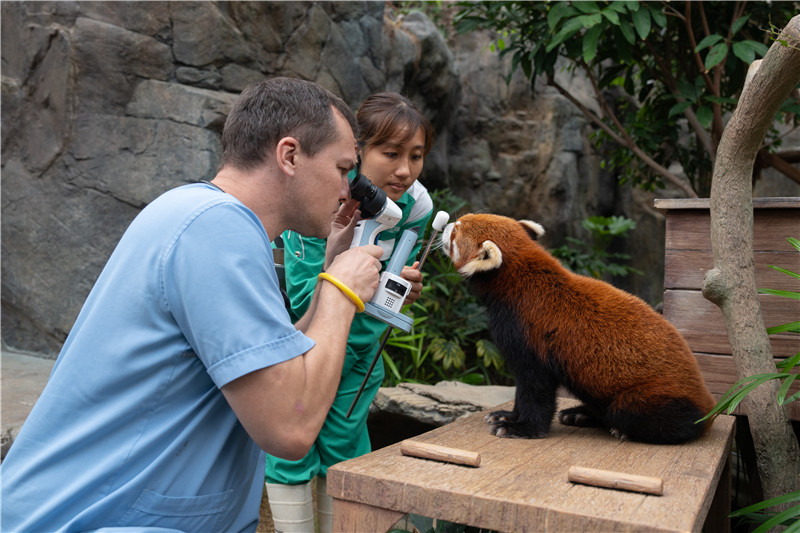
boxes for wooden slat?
[664,289,800,358]
[695,353,800,420]
[664,249,800,291]
[331,499,404,533]
[655,197,800,210]
[664,208,800,251]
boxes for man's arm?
[221,244,382,460]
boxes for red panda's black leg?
[486,373,558,439]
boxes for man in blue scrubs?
[0,77,384,532]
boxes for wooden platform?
[656,197,800,420]
[328,398,736,533]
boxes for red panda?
[441,213,716,444]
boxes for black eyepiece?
[349,172,386,219]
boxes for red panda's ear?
[519,220,545,241]
[459,240,502,277]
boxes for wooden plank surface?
[328,398,736,533]
[664,249,800,291]
[655,197,800,210]
[664,208,799,252]
[664,290,799,358]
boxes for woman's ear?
[275,137,300,177]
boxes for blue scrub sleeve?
[163,202,315,388]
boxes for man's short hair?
[221,77,357,171]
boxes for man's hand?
[325,243,383,304]
[401,262,424,306]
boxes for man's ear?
[275,137,300,177]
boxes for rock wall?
[3,1,796,357]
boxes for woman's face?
[360,126,426,202]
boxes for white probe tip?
[432,211,450,231]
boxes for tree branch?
[545,75,699,198]
[703,14,800,502]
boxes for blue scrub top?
[1,183,314,532]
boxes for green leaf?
[704,42,728,70]
[732,14,750,36]
[382,352,402,381]
[750,503,800,533]
[583,24,603,63]
[765,264,800,280]
[577,13,603,28]
[777,374,798,405]
[776,352,800,371]
[694,34,724,53]
[600,7,620,25]
[631,6,651,39]
[547,2,578,30]
[668,101,692,117]
[647,4,666,28]
[732,41,756,64]
[758,288,800,300]
[696,105,713,128]
[766,321,800,335]
[608,1,629,14]
[731,491,800,517]
[788,237,800,252]
[573,1,600,14]
[618,19,635,44]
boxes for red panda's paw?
[558,406,603,428]
[610,428,629,441]
[486,410,548,439]
[485,409,514,425]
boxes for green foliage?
[454,1,799,197]
[550,215,643,279]
[381,189,512,387]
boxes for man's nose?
[340,175,351,203]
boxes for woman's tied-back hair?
[221,77,358,171]
[356,93,433,155]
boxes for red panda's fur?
[442,214,716,444]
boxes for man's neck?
[210,166,285,240]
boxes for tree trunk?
[702,15,800,503]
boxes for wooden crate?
[655,197,800,420]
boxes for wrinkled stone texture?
[3,2,795,356]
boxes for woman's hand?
[325,198,361,269]
[400,262,423,306]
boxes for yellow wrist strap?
[317,272,365,313]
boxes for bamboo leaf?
[750,503,800,533]
[759,288,800,300]
[765,264,800,280]
[776,352,800,370]
[382,352,401,381]
[766,321,800,335]
[731,490,800,516]
[777,374,798,404]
